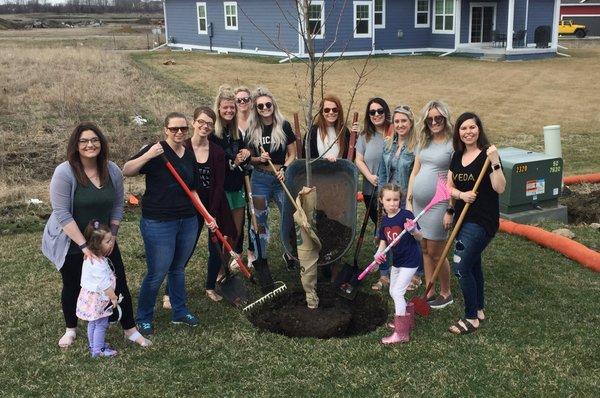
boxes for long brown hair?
[315,94,347,158]
[362,97,391,143]
[66,122,109,186]
[83,219,111,257]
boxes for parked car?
[559,19,587,38]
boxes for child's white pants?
[389,266,417,315]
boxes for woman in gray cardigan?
[42,122,151,348]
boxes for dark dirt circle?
[247,283,388,339]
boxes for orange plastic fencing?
[499,219,600,272]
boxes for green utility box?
[498,147,563,213]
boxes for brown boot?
[381,315,410,344]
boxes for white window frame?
[223,2,238,31]
[432,0,455,34]
[374,0,385,29]
[307,0,325,39]
[196,2,208,35]
[415,0,430,28]
[353,1,372,38]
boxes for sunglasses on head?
[368,108,385,116]
[425,115,445,126]
[167,126,189,134]
[256,102,273,111]
[323,107,338,114]
[395,105,411,112]
[236,97,250,104]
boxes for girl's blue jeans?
[137,216,198,323]
[250,169,285,260]
[452,222,492,319]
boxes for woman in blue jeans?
[123,112,201,336]
[446,112,505,334]
[245,87,297,291]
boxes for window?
[415,0,430,28]
[374,0,385,28]
[433,0,454,33]
[196,2,207,34]
[354,1,371,38]
[224,2,238,30]
[308,1,324,38]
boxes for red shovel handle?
[162,156,252,280]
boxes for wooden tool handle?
[423,157,492,298]
[346,112,359,161]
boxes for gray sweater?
[41,161,124,270]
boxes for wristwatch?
[492,163,502,171]
[445,207,455,215]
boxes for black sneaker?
[282,252,298,270]
[429,294,454,309]
[136,322,154,336]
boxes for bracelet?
[110,224,119,237]
[280,165,287,173]
[78,242,88,250]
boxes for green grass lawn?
[1,209,598,397]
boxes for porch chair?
[513,29,526,48]
[492,30,506,48]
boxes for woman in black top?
[446,112,506,335]
[246,86,297,273]
[211,85,251,261]
[123,112,201,336]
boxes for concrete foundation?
[500,205,568,224]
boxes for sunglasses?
[166,126,189,134]
[323,107,338,114]
[368,108,385,116]
[78,137,100,146]
[425,115,445,126]
[256,102,273,111]
[236,97,251,104]
[395,105,411,112]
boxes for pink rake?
[357,177,451,281]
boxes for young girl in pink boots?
[373,184,423,344]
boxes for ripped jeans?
[251,168,285,260]
[452,222,492,319]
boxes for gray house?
[164,0,562,60]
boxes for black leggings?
[60,242,135,330]
[362,194,379,227]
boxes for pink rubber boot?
[381,315,410,344]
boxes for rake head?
[242,281,287,313]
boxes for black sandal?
[449,318,478,335]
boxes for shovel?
[411,158,491,317]
[212,234,250,308]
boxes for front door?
[470,3,496,43]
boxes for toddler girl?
[76,220,119,358]
[374,184,423,344]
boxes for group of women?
[43,86,506,348]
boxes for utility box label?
[526,179,545,196]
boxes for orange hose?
[499,219,600,272]
[563,173,600,185]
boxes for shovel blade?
[411,296,431,317]
[217,275,250,308]
[334,263,360,300]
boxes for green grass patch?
[1,210,598,397]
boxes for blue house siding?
[166,0,298,53]
[527,0,554,44]
[164,0,556,58]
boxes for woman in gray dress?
[406,100,454,309]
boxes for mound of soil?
[561,188,600,224]
[248,283,388,339]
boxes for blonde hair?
[417,100,453,149]
[387,105,416,152]
[213,85,238,140]
[247,86,288,152]
[234,85,251,97]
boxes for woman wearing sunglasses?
[353,97,391,291]
[246,86,297,281]
[211,85,251,276]
[123,112,201,336]
[42,122,151,348]
[234,85,257,265]
[406,100,455,309]
[302,94,350,161]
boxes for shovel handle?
[347,112,359,161]
[259,147,302,213]
[162,156,252,280]
[421,157,492,299]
